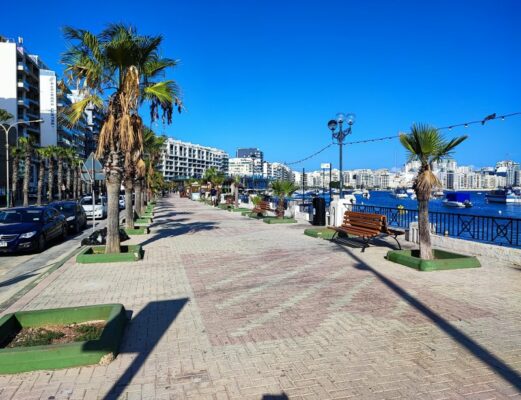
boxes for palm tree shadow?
[139,222,218,247]
[262,393,289,400]
[333,244,521,390]
[103,298,189,400]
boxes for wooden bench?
[251,200,275,216]
[330,211,404,251]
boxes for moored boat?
[485,188,521,204]
[443,192,472,208]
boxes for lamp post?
[327,113,355,198]
[0,119,43,208]
[250,154,256,192]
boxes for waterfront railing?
[351,204,521,248]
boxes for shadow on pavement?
[139,222,219,247]
[104,298,189,400]
[262,393,289,400]
[334,244,521,390]
[0,272,38,288]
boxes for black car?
[50,201,88,233]
[0,207,67,253]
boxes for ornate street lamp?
[327,113,355,198]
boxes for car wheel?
[37,235,46,253]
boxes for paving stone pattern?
[0,196,520,399]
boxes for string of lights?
[283,111,521,166]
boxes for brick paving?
[0,196,520,399]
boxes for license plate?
[0,241,7,247]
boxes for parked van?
[80,196,107,219]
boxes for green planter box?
[141,213,154,219]
[386,249,481,271]
[244,212,264,219]
[231,207,250,213]
[123,227,149,235]
[263,217,297,224]
[0,303,127,374]
[135,217,152,224]
[304,227,337,240]
[76,245,143,264]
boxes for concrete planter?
[135,217,152,224]
[76,245,143,264]
[304,228,337,240]
[386,249,481,271]
[123,227,150,235]
[0,303,127,374]
[263,217,297,224]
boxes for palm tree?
[399,123,467,260]
[63,24,181,253]
[35,147,48,206]
[141,129,165,211]
[55,147,69,201]
[0,109,13,123]
[19,136,36,207]
[10,146,22,206]
[45,145,59,203]
[271,180,299,218]
[232,175,241,208]
[62,148,76,199]
[210,172,225,206]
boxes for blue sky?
[2,0,520,170]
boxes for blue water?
[295,190,521,220]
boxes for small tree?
[271,180,299,219]
[399,123,467,260]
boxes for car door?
[52,209,63,237]
[43,209,56,239]
[77,205,86,227]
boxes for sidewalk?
[0,196,520,399]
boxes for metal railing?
[352,204,521,248]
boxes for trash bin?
[312,197,326,226]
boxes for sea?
[294,190,521,220]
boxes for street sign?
[320,163,331,169]
[81,153,105,181]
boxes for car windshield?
[81,197,104,205]
[52,203,76,213]
[0,209,43,223]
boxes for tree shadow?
[333,244,521,390]
[138,222,219,247]
[0,272,38,288]
[262,393,289,400]
[103,298,189,400]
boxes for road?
[0,218,108,309]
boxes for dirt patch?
[3,320,106,348]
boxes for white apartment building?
[263,162,293,181]
[160,137,229,181]
[228,157,262,176]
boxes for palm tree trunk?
[22,152,31,207]
[77,165,82,198]
[277,198,284,219]
[47,160,54,203]
[124,178,134,229]
[135,180,142,216]
[72,168,78,201]
[11,157,19,207]
[57,157,63,201]
[105,153,121,254]
[417,192,433,260]
[36,160,45,206]
[66,166,72,199]
[233,183,239,208]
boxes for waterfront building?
[229,157,261,176]
[236,148,263,175]
[57,82,89,158]
[496,160,520,186]
[262,162,293,181]
[160,137,229,181]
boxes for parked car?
[119,195,125,210]
[50,201,88,234]
[80,196,107,219]
[0,206,67,253]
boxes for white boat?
[410,193,417,200]
[362,189,370,199]
[431,190,444,199]
[443,192,472,208]
[392,188,409,198]
[485,188,521,204]
[352,190,363,195]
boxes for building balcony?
[17,98,30,108]
[17,80,30,90]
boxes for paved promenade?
[0,196,520,399]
